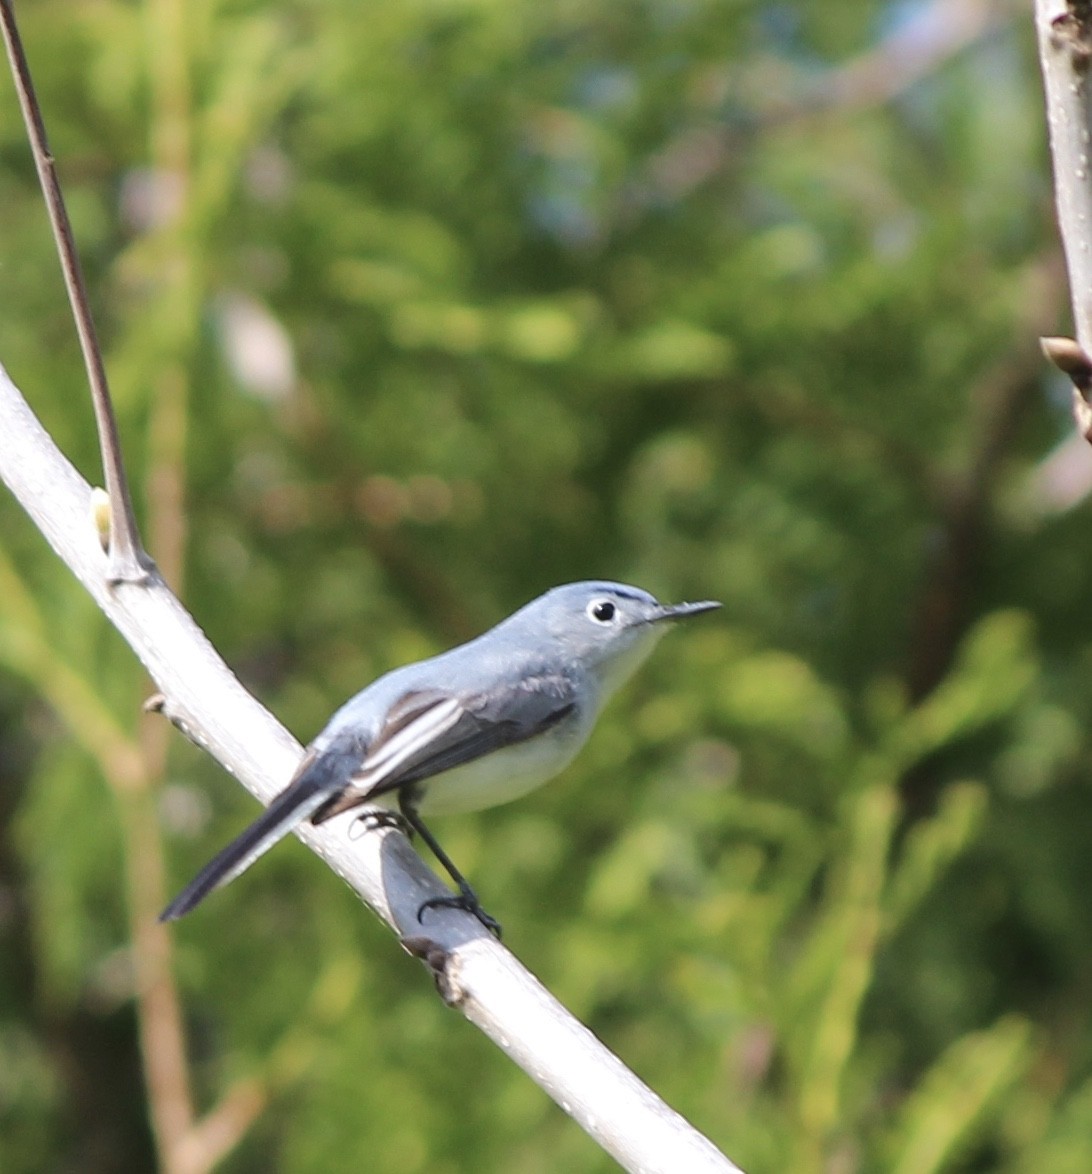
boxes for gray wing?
[312,675,577,822]
[161,674,578,919]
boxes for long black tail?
[160,751,345,921]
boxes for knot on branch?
[1053,1,1092,70]
[402,935,467,1006]
[1043,335,1092,442]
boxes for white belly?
[414,727,586,816]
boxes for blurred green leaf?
[887,1015,1033,1174]
[893,610,1039,768]
[885,781,988,930]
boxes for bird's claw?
[418,889,502,939]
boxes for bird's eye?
[588,599,616,623]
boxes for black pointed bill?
[649,599,721,623]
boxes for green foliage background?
[0,1,1088,1171]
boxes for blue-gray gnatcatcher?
[161,581,719,933]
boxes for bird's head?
[524,581,720,698]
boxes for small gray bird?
[161,581,719,933]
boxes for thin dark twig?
[0,0,152,583]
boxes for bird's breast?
[415,708,589,816]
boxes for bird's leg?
[398,794,502,939]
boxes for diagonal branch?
[0,360,741,1174]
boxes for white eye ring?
[587,599,617,623]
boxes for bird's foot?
[418,885,502,939]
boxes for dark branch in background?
[906,261,1066,703]
[1036,0,1092,441]
[0,0,151,583]
[899,259,1065,813]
